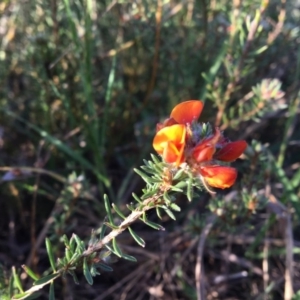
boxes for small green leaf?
[104,194,114,224]
[187,178,193,202]
[99,223,107,240]
[97,263,113,272]
[83,258,93,285]
[62,235,70,247]
[68,270,79,285]
[49,282,55,300]
[103,222,119,230]
[65,247,72,261]
[156,207,163,219]
[70,234,76,252]
[112,203,126,219]
[122,254,137,262]
[134,168,160,184]
[126,203,135,211]
[105,244,120,257]
[164,207,176,220]
[34,274,59,286]
[128,227,145,247]
[112,238,123,257]
[142,218,165,231]
[45,238,56,272]
[173,168,185,180]
[170,203,181,212]
[150,154,160,164]
[12,266,24,293]
[132,193,142,204]
[21,265,39,281]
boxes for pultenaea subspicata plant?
[153,100,247,190]
[11,101,247,300]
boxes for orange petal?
[163,141,185,166]
[153,124,186,154]
[215,140,247,162]
[193,144,215,162]
[156,117,178,132]
[199,165,237,189]
[170,100,204,124]
[192,128,221,162]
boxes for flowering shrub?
[153,100,247,189]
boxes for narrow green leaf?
[73,234,85,252]
[9,272,14,297]
[134,168,160,184]
[170,203,181,212]
[99,223,107,240]
[112,203,126,219]
[173,168,185,180]
[187,178,193,202]
[150,154,161,164]
[126,203,136,211]
[21,265,39,281]
[128,227,145,247]
[49,282,55,300]
[132,193,142,204]
[122,254,137,262]
[67,270,79,285]
[83,258,93,285]
[45,238,56,272]
[105,244,121,258]
[12,267,24,293]
[156,207,163,220]
[65,248,72,261]
[62,235,70,247]
[97,263,113,272]
[142,218,165,231]
[104,194,114,224]
[70,234,76,252]
[163,191,172,204]
[164,207,176,220]
[103,222,119,230]
[112,238,123,257]
[34,274,59,286]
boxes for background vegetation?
[0,0,300,299]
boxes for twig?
[195,214,217,300]
[284,210,294,300]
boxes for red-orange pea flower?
[199,165,237,189]
[214,140,247,162]
[153,101,204,166]
[153,124,186,166]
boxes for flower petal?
[170,100,204,124]
[215,140,247,162]
[156,117,178,132]
[153,124,186,165]
[199,165,237,189]
[192,128,221,162]
[163,141,185,166]
[153,124,186,153]
[193,144,215,162]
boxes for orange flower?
[153,124,186,166]
[153,101,203,165]
[199,165,237,189]
[214,140,247,162]
[153,100,247,190]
